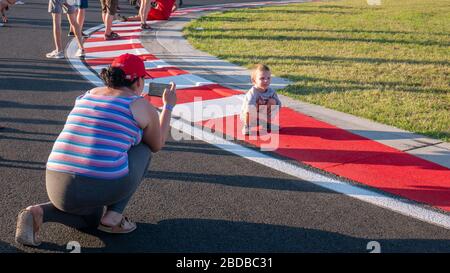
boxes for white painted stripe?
[170,117,450,230]
[89,32,142,38]
[146,74,213,89]
[84,39,142,48]
[97,26,142,31]
[142,60,173,69]
[111,20,153,26]
[171,95,244,122]
[67,40,103,87]
[85,48,149,59]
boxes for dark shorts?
[79,0,88,9]
[100,0,118,15]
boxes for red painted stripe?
[145,67,189,79]
[197,109,450,211]
[144,84,243,107]
[84,35,141,43]
[85,54,158,66]
[326,154,450,211]
[85,43,144,53]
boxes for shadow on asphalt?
[19,219,450,253]
[0,58,91,93]
[0,240,23,253]
[146,170,331,193]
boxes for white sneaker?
[46,50,64,59]
[75,48,85,57]
[15,1,25,4]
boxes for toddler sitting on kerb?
[241,64,281,135]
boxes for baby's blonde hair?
[251,64,271,82]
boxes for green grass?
[183,0,450,142]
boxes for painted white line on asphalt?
[89,32,142,38]
[110,21,141,26]
[146,74,214,89]
[111,20,159,26]
[67,41,103,87]
[84,39,142,48]
[97,26,143,31]
[142,60,173,69]
[85,48,149,59]
[171,118,450,230]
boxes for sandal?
[97,216,137,234]
[15,209,42,246]
[141,23,152,30]
[104,31,120,41]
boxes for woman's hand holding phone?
[162,82,177,108]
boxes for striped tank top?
[47,91,144,179]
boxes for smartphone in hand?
[147,82,171,97]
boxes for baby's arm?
[241,89,258,123]
[243,89,259,109]
[272,92,282,107]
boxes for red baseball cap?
[111,53,146,80]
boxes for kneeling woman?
[15,53,177,246]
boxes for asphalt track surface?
[1,0,450,253]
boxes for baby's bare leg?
[266,98,278,132]
[266,98,277,120]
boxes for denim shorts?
[48,0,77,14]
[79,0,88,9]
[100,0,118,15]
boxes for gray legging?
[39,143,151,229]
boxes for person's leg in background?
[69,0,88,37]
[46,0,64,58]
[101,0,120,39]
[139,0,151,29]
[172,0,182,12]
[65,4,85,56]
